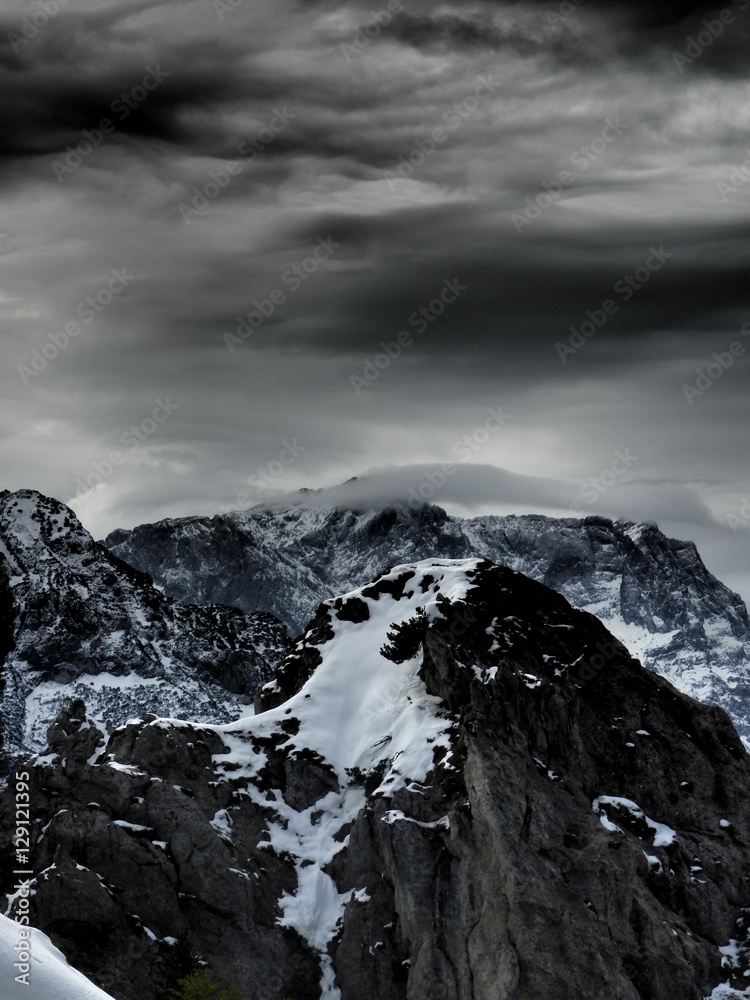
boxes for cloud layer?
[1,0,748,603]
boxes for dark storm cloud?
[243,208,750,372]
[504,0,725,26]
[613,0,749,36]
[0,0,742,181]
[468,0,750,75]
[383,11,508,50]
[614,1,750,78]
[0,76,184,157]
[0,0,748,607]
[374,9,606,72]
[0,46,246,159]
[0,0,319,163]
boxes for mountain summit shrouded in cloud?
[0,0,748,601]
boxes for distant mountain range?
[105,498,750,745]
[0,490,289,760]
[2,489,750,999]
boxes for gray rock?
[104,500,750,744]
[0,489,290,760]
[2,560,749,1000]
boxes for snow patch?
[210,808,233,842]
[593,796,676,847]
[0,912,115,998]
[381,810,450,830]
[210,559,480,998]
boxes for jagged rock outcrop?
[104,500,750,745]
[2,559,749,1000]
[0,490,289,761]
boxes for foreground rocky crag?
[2,559,749,1000]
[105,499,750,744]
[0,490,288,760]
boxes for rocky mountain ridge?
[2,558,749,1000]
[105,500,750,744]
[0,490,289,761]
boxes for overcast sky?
[1,0,749,603]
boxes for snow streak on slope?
[204,559,480,997]
[0,913,115,999]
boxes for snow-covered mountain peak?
[0,489,95,576]
[234,553,637,837]
[0,490,289,760]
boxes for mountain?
[2,558,748,1000]
[0,490,289,761]
[104,500,750,745]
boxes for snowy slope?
[214,559,480,994]
[105,500,750,744]
[0,913,114,999]
[0,490,289,759]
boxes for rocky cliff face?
[105,500,750,745]
[3,559,749,1000]
[0,490,289,761]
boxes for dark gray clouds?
[1,0,749,604]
